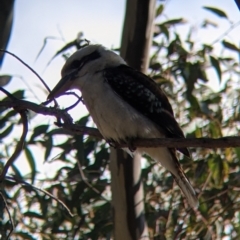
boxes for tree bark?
[0,0,15,68]
[110,0,156,239]
[234,0,240,10]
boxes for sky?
[0,0,239,175]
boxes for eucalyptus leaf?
[203,6,228,19]
[0,75,12,86]
[210,55,221,83]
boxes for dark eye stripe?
[81,49,101,64]
[69,50,101,71]
[69,60,81,69]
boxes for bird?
[48,44,198,208]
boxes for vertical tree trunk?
[120,0,156,72]
[0,0,14,67]
[110,0,156,239]
[234,0,240,10]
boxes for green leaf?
[15,232,35,240]
[235,148,240,160]
[149,62,161,71]
[24,147,36,184]
[11,164,23,179]
[156,4,164,17]
[30,124,49,141]
[44,136,53,161]
[197,66,208,82]
[0,124,14,139]
[1,90,25,101]
[186,94,201,113]
[158,24,169,40]
[167,39,179,56]
[201,19,218,28]
[24,211,44,219]
[202,44,213,52]
[218,57,234,62]
[208,156,223,187]
[210,56,222,83]
[0,110,18,128]
[203,6,228,19]
[203,94,221,104]
[76,115,89,126]
[209,121,222,138]
[222,40,240,52]
[0,75,12,87]
[162,18,186,26]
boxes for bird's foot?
[125,138,136,152]
[106,138,136,152]
[107,139,120,148]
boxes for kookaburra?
[48,44,198,208]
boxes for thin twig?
[0,111,28,181]
[0,87,18,100]
[197,171,212,199]
[44,91,83,111]
[5,176,74,217]
[0,49,51,93]
[35,187,74,217]
[193,208,214,238]
[211,20,240,45]
[0,49,59,107]
[77,161,109,202]
[0,192,14,239]
[63,92,83,111]
[72,215,86,239]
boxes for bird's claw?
[107,140,119,148]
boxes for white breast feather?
[80,71,164,141]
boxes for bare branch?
[0,49,59,107]
[60,122,101,138]
[0,110,28,181]
[0,99,73,124]
[5,176,74,217]
[76,160,109,202]
[61,92,83,111]
[0,49,51,93]
[211,20,240,45]
[0,87,18,100]
[60,122,240,149]
[1,98,240,149]
[120,136,240,149]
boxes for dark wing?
[103,64,190,157]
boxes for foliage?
[0,4,240,240]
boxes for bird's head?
[48,44,125,100]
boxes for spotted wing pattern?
[103,64,189,157]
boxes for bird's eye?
[69,60,82,69]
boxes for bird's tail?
[139,147,198,209]
[171,167,199,209]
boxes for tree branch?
[1,98,240,149]
[121,136,240,149]
[5,176,74,217]
[0,110,28,181]
[0,99,73,124]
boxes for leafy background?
[0,2,240,240]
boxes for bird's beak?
[48,70,77,100]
